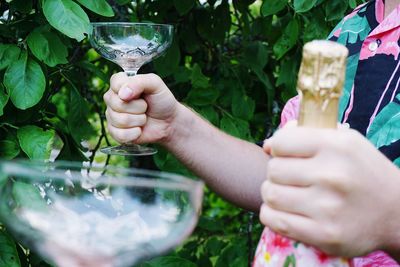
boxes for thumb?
[118,86,137,101]
[114,73,165,102]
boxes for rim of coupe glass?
[0,160,203,192]
[91,22,174,28]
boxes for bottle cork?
[297,40,349,129]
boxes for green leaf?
[0,132,20,160]
[294,0,318,13]
[0,84,9,116]
[42,0,91,41]
[205,237,227,256]
[17,125,55,160]
[190,64,209,88]
[232,90,255,121]
[75,0,114,17]
[143,256,196,267]
[117,0,132,6]
[115,0,131,4]
[197,106,219,126]
[349,0,357,9]
[324,0,348,22]
[154,39,181,77]
[12,181,48,211]
[243,41,269,72]
[173,0,196,15]
[186,87,220,106]
[4,53,46,110]
[254,68,274,109]
[56,134,88,161]
[0,229,21,267]
[77,61,109,82]
[68,87,95,144]
[273,19,299,59]
[153,147,192,177]
[215,238,248,267]
[220,116,251,140]
[174,66,192,84]
[276,58,299,101]
[221,116,240,138]
[197,216,225,232]
[0,44,20,70]
[27,28,69,67]
[367,96,400,148]
[303,9,332,42]
[0,140,20,159]
[261,0,287,17]
[10,0,33,13]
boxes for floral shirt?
[254,0,400,266]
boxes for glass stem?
[125,69,139,76]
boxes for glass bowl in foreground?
[0,160,203,267]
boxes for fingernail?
[119,87,133,100]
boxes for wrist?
[159,103,194,149]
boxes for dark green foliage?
[0,0,365,266]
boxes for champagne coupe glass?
[90,22,174,156]
[0,160,203,267]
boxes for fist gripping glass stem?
[89,22,174,156]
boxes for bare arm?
[104,73,269,211]
[162,104,269,211]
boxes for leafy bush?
[0,0,364,266]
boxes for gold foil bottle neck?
[297,40,349,129]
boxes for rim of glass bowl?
[0,160,203,193]
[90,22,174,29]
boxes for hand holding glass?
[90,22,174,156]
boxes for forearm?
[162,103,270,211]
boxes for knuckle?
[267,158,278,175]
[147,73,161,83]
[110,72,127,92]
[112,95,125,111]
[273,217,290,236]
[115,130,133,144]
[131,127,142,140]
[137,114,147,125]
[260,181,269,202]
[265,185,279,207]
[321,225,342,253]
[259,204,269,225]
[139,99,148,111]
[120,113,132,125]
[103,90,110,103]
[320,173,350,194]
[148,73,165,89]
[267,158,282,182]
[110,72,125,83]
[319,199,342,220]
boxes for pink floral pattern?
[253,228,351,267]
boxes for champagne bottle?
[255,40,351,267]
